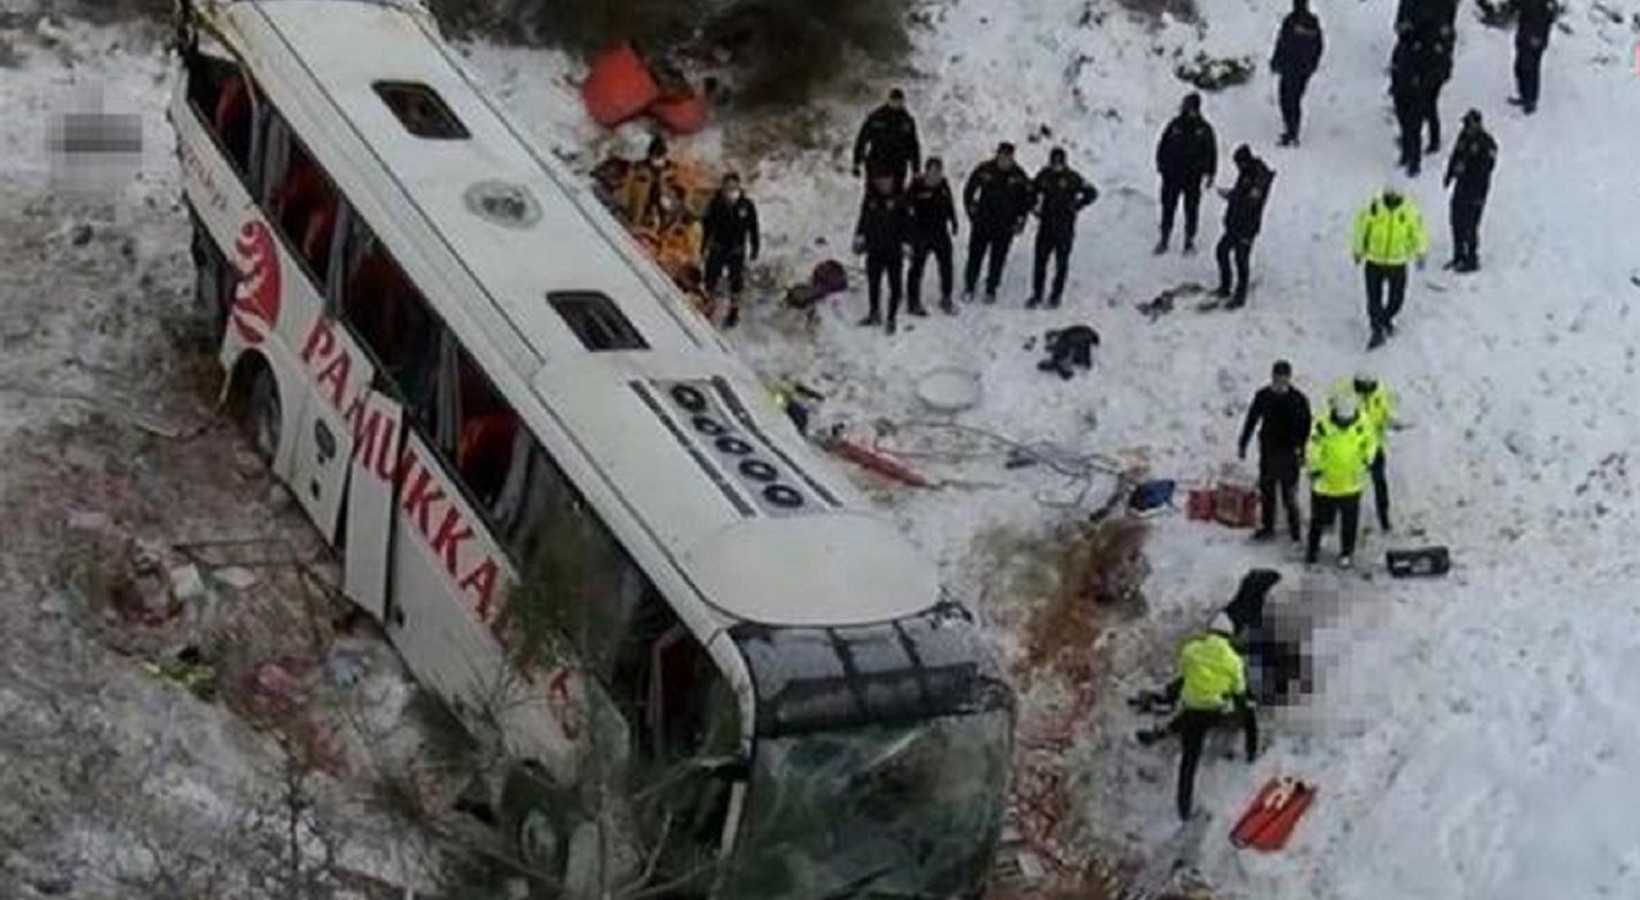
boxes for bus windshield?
[725,709,1012,898]
[724,604,1015,897]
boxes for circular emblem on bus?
[231,220,282,346]
[464,180,542,229]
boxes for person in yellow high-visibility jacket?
[1352,184,1429,349]
[1135,612,1258,820]
[1330,371,1397,532]
[1305,388,1379,567]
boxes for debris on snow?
[1174,51,1254,90]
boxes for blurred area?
[47,83,144,200]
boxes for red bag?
[1213,482,1260,529]
[582,43,661,128]
[1186,488,1216,521]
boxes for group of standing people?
[849,90,1102,334]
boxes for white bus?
[171,1,1013,896]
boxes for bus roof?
[208,1,940,629]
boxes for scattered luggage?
[1386,545,1451,578]
[582,43,661,128]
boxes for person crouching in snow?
[1135,612,1258,821]
[1304,387,1378,568]
[702,172,760,330]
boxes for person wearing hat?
[1153,92,1219,255]
[961,142,1034,304]
[1351,182,1429,349]
[1510,0,1559,115]
[1332,371,1397,533]
[1213,144,1277,309]
[1135,611,1259,821]
[852,87,921,192]
[1443,110,1497,273]
[1269,0,1325,147]
[1305,387,1379,567]
[907,157,960,315]
[853,172,915,334]
[1027,146,1099,309]
[1239,359,1312,542]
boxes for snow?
[3,0,1639,898]
[472,0,1640,896]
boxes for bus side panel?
[385,431,574,774]
[173,79,308,484]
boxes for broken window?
[548,292,648,352]
[373,81,469,139]
[187,53,255,176]
[260,112,341,283]
[337,215,441,411]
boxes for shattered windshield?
[721,603,1015,897]
[721,708,1012,899]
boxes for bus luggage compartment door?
[342,389,403,621]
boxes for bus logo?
[231,220,281,345]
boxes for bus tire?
[500,761,580,891]
[245,363,281,466]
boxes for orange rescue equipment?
[582,43,661,128]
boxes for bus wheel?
[500,762,579,891]
[246,365,281,465]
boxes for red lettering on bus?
[373,417,399,481]
[350,404,382,468]
[430,507,474,576]
[315,353,352,409]
[300,317,336,365]
[460,559,501,621]
[401,461,446,535]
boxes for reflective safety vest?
[1352,195,1429,265]
[1178,633,1247,711]
[1331,379,1395,444]
[1306,413,1378,497]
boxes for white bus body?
[171,1,1013,896]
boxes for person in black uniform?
[1213,145,1276,309]
[1443,109,1497,273]
[852,88,921,192]
[853,173,914,334]
[1153,93,1218,255]
[1270,0,1324,147]
[1416,23,1454,153]
[1239,360,1312,542]
[961,142,1034,304]
[907,157,959,315]
[1390,33,1432,175]
[701,172,760,329]
[1027,147,1098,310]
[1510,0,1558,115]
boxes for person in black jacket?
[1153,93,1218,255]
[854,174,914,334]
[1390,34,1431,175]
[1270,0,1324,146]
[853,88,921,192]
[1396,0,1459,35]
[1416,24,1454,153]
[1028,147,1098,310]
[1443,109,1497,273]
[1510,0,1558,115]
[1213,145,1276,309]
[962,142,1034,304]
[907,157,959,315]
[1238,360,1312,542]
[701,172,761,329]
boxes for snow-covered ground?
[4,0,1640,898]
[481,1,1640,897]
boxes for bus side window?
[260,113,339,284]
[185,54,253,175]
[450,349,520,511]
[337,214,439,411]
